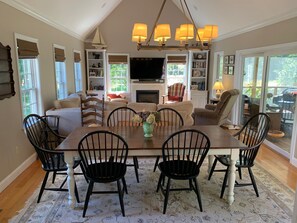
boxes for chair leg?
[220,166,229,199]
[83,181,94,217]
[74,182,80,203]
[193,178,203,212]
[37,172,49,203]
[122,177,128,194]
[238,167,242,180]
[52,171,57,183]
[156,173,163,192]
[248,167,259,197]
[153,156,160,172]
[117,180,125,217]
[133,156,139,183]
[163,177,171,214]
[208,158,218,180]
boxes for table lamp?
[213,81,224,99]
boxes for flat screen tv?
[130,57,164,80]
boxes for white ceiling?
[3,0,297,41]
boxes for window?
[108,54,129,93]
[74,51,82,92]
[16,36,41,119]
[54,46,67,99]
[166,55,187,86]
[213,51,224,81]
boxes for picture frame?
[224,66,228,74]
[224,56,229,64]
[228,66,234,75]
[229,55,235,64]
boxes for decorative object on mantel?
[92,27,107,49]
[212,81,224,99]
[131,0,218,51]
[0,42,15,100]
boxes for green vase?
[143,122,154,137]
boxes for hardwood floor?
[0,145,296,222]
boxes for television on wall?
[130,57,165,80]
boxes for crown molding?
[216,10,297,41]
[1,0,84,41]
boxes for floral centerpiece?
[132,111,160,137]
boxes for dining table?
[56,125,248,208]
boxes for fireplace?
[136,90,159,104]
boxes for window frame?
[165,54,188,89]
[73,50,83,92]
[212,51,224,97]
[53,44,67,99]
[15,33,42,120]
[107,53,130,93]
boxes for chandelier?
[132,0,218,51]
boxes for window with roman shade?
[166,54,188,87]
[108,54,129,93]
[74,51,82,92]
[16,36,41,118]
[53,45,67,99]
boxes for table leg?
[64,151,76,208]
[226,149,239,205]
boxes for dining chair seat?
[85,163,126,182]
[158,160,199,179]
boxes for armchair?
[162,83,186,104]
[193,89,240,125]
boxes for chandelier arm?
[146,0,167,45]
[183,0,203,48]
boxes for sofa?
[46,94,194,136]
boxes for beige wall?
[0,2,85,185]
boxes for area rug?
[10,158,294,223]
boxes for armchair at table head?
[193,89,240,125]
[163,83,186,104]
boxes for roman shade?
[74,52,81,62]
[167,55,187,64]
[108,55,128,64]
[55,48,66,62]
[17,39,39,59]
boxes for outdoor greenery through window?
[166,63,186,86]
[55,61,67,99]
[18,59,39,118]
[74,62,82,92]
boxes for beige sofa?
[46,94,194,136]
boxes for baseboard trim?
[0,153,37,193]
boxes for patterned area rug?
[10,158,294,223]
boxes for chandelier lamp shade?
[132,0,218,51]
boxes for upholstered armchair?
[193,89,240,125]
[162,83,186,104]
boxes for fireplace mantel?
[131,82,165,104]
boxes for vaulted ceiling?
[3,0,297,41]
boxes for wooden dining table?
[56,125,248,208]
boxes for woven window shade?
[55,48,66,62]
[108,55,128,64]
[17,39,39,59]
[74,52,81,62]
[167,56,187,64]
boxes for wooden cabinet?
[86,49,106,98]
[188,50,209,108]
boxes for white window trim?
[107,53,130,93]
[53,44,67,99]
[73,50,83,92]
[212,51,224,97]
[14,33,43,121]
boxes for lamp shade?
[212,81,224,90]
[154,24,171,43]
[196,28,210,42]
[204,25,218,39]
[179,24,194,40]
[175,28,181,41]
[132,23,147,43]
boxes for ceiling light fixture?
[132,0,218,51]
